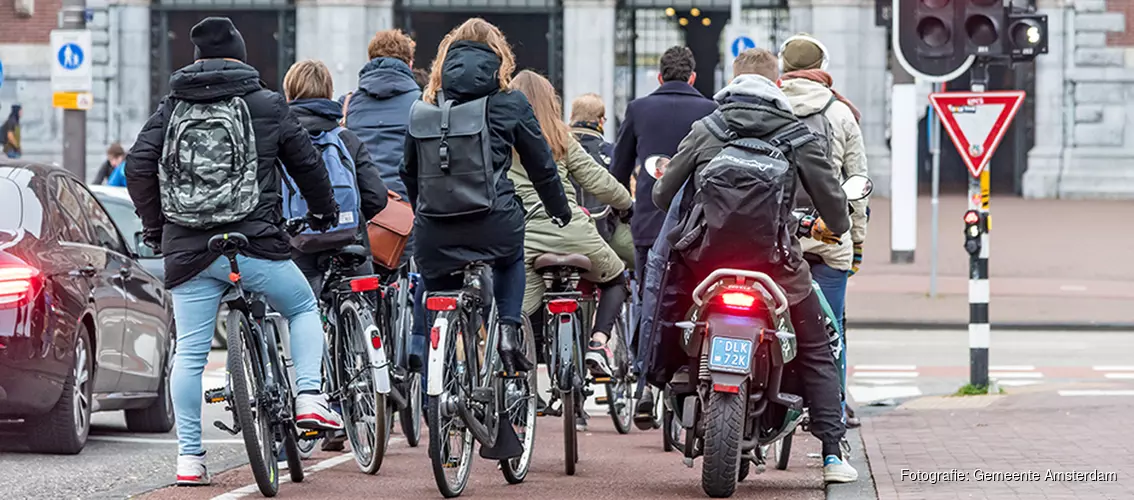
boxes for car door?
[70,182,168,393]
[53,176,127,393]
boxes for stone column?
[296,0,395,98]
[787,0,890,195]
[1023,0,1070,198]
[110,0,151,162]
[562,0,616,139]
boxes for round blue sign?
[730,36,757,58]
[57,43,84,70]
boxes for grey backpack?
[158,97,260,229]
[670,112,815,274]
[794,95,839,209]
[407,94,498,218]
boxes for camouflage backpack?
[158,97,260,229]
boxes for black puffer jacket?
[400,41,571,280]
[126,59,335,288]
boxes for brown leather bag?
[368,190,414,269]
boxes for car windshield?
[96,197,143,253]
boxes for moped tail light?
[350,276,381,293]
[547,299,578,314]
[426,296,458,311]
[718,291,757,310]
[0,265,41,309]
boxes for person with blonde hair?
[402,18,571,376]
[510,71,632,393]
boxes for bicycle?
[203,232,304,497]
[525,203,634,475]
[425,263,538,498]
[376,259,423,449]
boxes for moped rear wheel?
[701,387,746,498]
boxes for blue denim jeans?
[809,261,849,418]
[170,255,324,456]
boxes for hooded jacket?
[126,59,335,288]
[652,74,849,305]
[343,57,421,198]
[781,78,869,271]
[400,41,571,280]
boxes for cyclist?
[509,71,633,381]
[400,18,572,376]
[284,59,391,452]
[569,93,635,267]
[651,48,858,483]
[125,17,344,486]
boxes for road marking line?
[1104,373,1134,380]
[853,365,916,371]
[211,443,385,499]
[1059,285,1087,292]
[1059,390,1134,397]
[998,380,1040,387]
[850,371,918,379]
[989,372,1044,379]
[851,379,909,386]
[848,385,922,403]
[1094,366,1134,372]
[989,365,1034,371]
[89,436,244,445]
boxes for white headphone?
[778,34,830,72]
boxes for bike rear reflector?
[719,291,757,309]
[371,335,382,350]
[427,297,458,311]
[350,276,381,293]
[0,265,41,309]
[547,299,578,314]
[430,326,440,349]
[712,383,741,394]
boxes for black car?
[0,161,175,454]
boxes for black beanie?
[190,17,247,62]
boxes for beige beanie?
[779,33,829,72]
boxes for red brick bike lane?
[140,414,829,500]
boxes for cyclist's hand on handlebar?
[617,206,633,224]
[306,206,340,233]
[810,218,842,245]
[142,228,162,252]
[550,212,571,228]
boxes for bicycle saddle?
[208,233,250,254]
[533,253,592,273]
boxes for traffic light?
[1006,10,1048,61]
[963,210,982,255]
[962,0,1004,57]
[893,0,974,82]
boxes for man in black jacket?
[125,17,343,486]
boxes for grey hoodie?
[652,73,849,305]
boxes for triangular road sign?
[929,91,1026,178]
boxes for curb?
[827,427,878,500]
[847,320,1134,332]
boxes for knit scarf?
[781,69,862,123]
[570,120,603,135]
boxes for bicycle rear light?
[350,276,381,293]
[426,296,458,311]
[547,299,578,314]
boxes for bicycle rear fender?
[553,313,576,393]
[365,323,392,394]
[426,313,452,396]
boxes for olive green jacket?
[509,137,632,255]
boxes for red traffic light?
[964,211,980,225]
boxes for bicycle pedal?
[592,376,612,384]
[214,420,240,435]
[301,429,321,439]
[204,388,226,404]
[498,370,527,379]
[595,396,609,405]
[538,405,563,418]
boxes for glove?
[849,243,863,277]
[306,205,340,233]
[550,210,572,228]
[617,206,633,224]
[142,228,162,252]
[810,218,841,245]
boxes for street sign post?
[928,90,1026,178]
[931,85,1025,390]
[54,0,89,181]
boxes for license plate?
[708,337,753,374]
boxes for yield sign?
[929,91,1026,178]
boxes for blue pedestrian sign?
[58,43,84,70]
[730,36,756,58]
[0,59,5,91]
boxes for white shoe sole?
[824,470,859,483]
[585,352,614,377]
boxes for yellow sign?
[979,170,990,210]
[53,91,93,110]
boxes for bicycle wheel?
[428,310,475,498]
[606,316,633,435]
[394,271,423,448]
[226,309,279,497]
[500,317,538,484]
[337,298,388,474]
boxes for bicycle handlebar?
[524,201,613,224]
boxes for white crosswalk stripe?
[849,365,922,403]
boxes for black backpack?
[670,111,816,275]
[407,94,499,218]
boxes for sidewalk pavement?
[848,196,1134,328]
[859,382,1134,499]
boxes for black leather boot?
[498,322,534,377]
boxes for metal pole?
[968,62,990,388]
[60,0,87,181]
[929,82,942,297]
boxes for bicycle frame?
[319,269,392,398]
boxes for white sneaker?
[295,393,344,430]
[176,453,210,486]
[823,455,859,483]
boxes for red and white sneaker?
[295,393,344,430]
[176,453,210,486]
